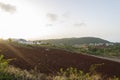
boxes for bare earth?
[0,43,120,77]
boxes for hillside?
[40,37,110,45]
[0,42,120,78]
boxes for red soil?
[0,43,120,77]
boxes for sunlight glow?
[0,0,56,40]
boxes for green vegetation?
[0,55,15,80]
[39,37,110,45]
[74,44,120,58]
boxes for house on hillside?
[17,39,27,43]
[89,43,114,47]
[73,44,88,48]
[14,39,33,44]
[10,38,52,45]
[105,43,114,46]
[33,41,43,44]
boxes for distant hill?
[40,37,110,45]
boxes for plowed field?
[0,43,120,77]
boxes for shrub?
[0,54,46,80]
[47,64,119,80]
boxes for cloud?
[46,13,58,21]
[74,22,86,27]
[0,2,16,13]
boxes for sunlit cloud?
[46,13,58,21]
[0,2,16,13]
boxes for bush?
[0,55,46,80]
[0,55,11,70]
[47,64,119,80]
[0,55,15,80]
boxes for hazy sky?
[0,0,120,42]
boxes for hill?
[40,37,110,45]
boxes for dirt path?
[86,54,120,63]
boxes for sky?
[0,0,120,42]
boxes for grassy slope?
[39,37,110,45]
